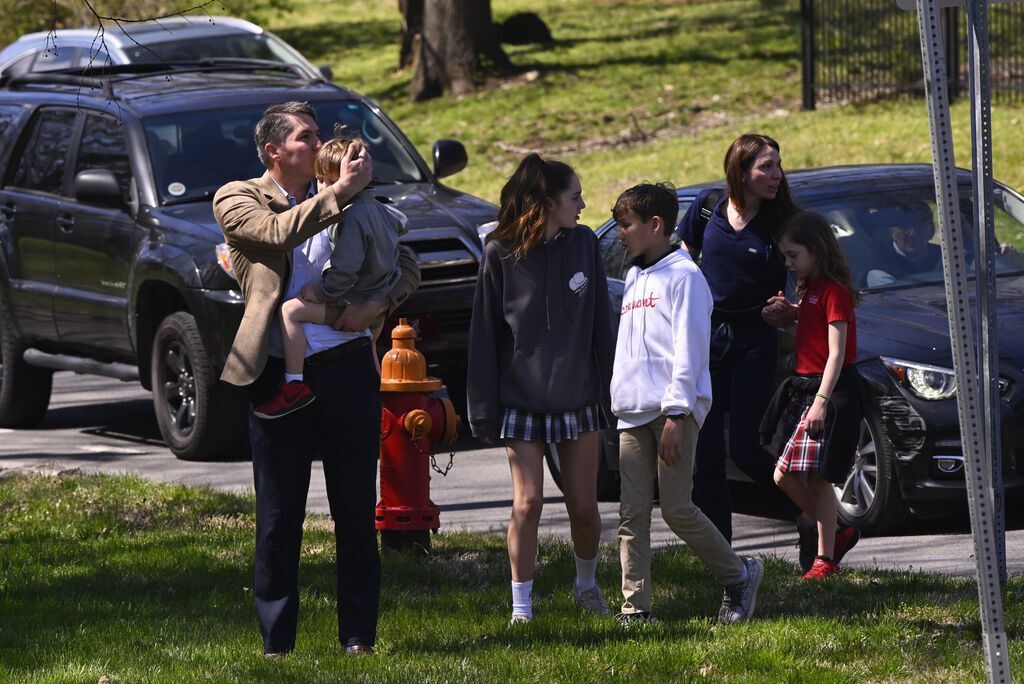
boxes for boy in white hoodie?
[610,182,763,625]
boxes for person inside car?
[864,203,941,288]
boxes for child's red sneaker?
[800,556,839,581]
[833,523,861,566]
[254,380,316,419]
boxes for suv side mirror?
[433,139,467,179]
[74,169,123,209]
[318,65,334,81]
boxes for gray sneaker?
[572,584,611,615]
[718,556,763,624]
[616,611,658,626]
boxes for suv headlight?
[215,242,236,280]
[881,356,1009,400]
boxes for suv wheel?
[0,305,54,426]
[151,312,249,461]
[834,411,909,535]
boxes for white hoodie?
[610,248,713,429]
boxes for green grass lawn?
[2,471,1022,682]
[259,0,1024,239]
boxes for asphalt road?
[3,372,1022,577]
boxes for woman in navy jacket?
[677,134,817,568]
[468,153,615,624]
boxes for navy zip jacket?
[467,227,615,441]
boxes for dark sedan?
[589,164,1024,534]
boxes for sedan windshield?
[143,101,424,204]
[801,184,1024,290]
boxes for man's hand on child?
[332,296,389,332]
[659,417,685,466]
[331,141,372,203]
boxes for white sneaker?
[508,614,531,628]
[572,584,611,615]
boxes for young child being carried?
[254,129,408,419]
[610,182,763,626]
[760,211,863,580]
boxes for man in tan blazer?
[214,101,419,658]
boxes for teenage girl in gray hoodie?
[467,153,615,626]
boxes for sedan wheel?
[834,411,908,535]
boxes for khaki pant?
[618,414,745,614]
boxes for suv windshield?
[144,101,424,204]
[802,184,1024,290]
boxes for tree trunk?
[398,0,423,70]
[409,0,510,101]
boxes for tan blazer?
[214,172,421,387]
[213,172,343,387]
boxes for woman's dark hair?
[490,153,577,260]
[780,211,861,305]
[723,133,799,233]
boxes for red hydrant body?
[376,319,459,552]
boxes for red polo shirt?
[794,276,857,374]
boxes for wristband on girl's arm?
[815,392,830,401]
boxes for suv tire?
[151,311,249,461]
[0,304,54,427]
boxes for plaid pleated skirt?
[500,403,608,443]
[775,395,834,473]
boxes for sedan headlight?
[881,356,1009,400]
[477,220,498,250]
[215,242,236,280]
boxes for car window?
[74,113,132,201]
[34,46,85,71]
[145,100,423,204]
[801,185,1024,290]
[3,52,37,76]
[7,108,76,194]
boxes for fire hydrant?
[376,318,459,553]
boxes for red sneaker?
[254,380,316,419]
[833,524,861,566]
[801,556,839,581]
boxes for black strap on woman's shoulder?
[688,187,724,261]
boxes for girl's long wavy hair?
[724,133,799,237]
[489,153,577,261]
[781,211,862,305]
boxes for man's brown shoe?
[345,644,374,655]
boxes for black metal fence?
[801,0,1024,109]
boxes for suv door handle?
[0,202,14,220]
[57,214,74,232]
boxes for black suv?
[0,62,496,460]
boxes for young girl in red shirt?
[762,211,864,580]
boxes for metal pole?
[966,0,1007,585]
[915,0,1010,680]
[801,0,817,110]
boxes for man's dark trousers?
[247,343,382,653]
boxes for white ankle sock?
[511,579,533,618]
[284,373,303,384]
[574,553,598,592]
